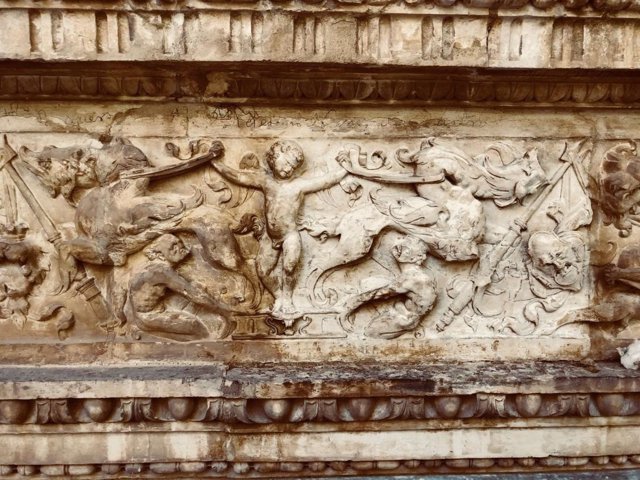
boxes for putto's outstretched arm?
[299,168,349,194]
[211,161,264,189]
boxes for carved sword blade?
[0,135,112,324]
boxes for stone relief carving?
[598,142,640,238]
[124,233,234,342]
[532,141,640,364]
[211,139,348,324]
[7,130,640,351]
[1,391,638,425]
[0,210,45,327]
[2,2,640,474]
[0,137,81,338]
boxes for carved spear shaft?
[119,141,225,180]
[436,143,578,332]
[2,175,17,232]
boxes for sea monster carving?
[336,234,437,339]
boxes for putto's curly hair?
[264,140,304,172]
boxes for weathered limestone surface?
[0,0,640,477]
[3,0,640,70]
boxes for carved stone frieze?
[0,99,639,366]
[0,127,603,349]
[1,0,640,471]
[0,99,639,383]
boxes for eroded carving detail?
[541,142,640,364]
[0,137,78,338]
[211,139,348,325]
[0,132,606,346]
[1,391,639,425]
[2,453,640,479]
[124,234,232,341]
[336,235,437,339]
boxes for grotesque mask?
[527,231,585,292]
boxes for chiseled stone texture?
[0,0,639,476]
[0,100,637,361]
[0,362,637,475]
[0,1,639,69]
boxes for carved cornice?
[0,392,638,424]
[1,362,639,399]
[2,63,640,106]
[2,454,640,477]
[0,363,638,424]
[1,7,640,69]
[223,71,640,105]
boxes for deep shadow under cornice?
[5,59,640,79]
[1,60,640,107]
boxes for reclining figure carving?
[124,234,233,342]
